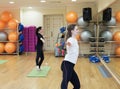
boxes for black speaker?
[103,8,112,22]
[83,7,92,21]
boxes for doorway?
[44,14,64,51]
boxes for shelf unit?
[98,24,120,57]
[89,37,105,56]
[0,27,19,55]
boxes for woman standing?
[61,24,80,89]
[35,26,45,70]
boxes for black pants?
[61,61,80,89]
[36,49,44,68]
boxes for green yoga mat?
[0,60,8,64]
[27,66,51,77]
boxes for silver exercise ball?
[105,17,116,26]
[0,32,8,41]
[100,30,112,41]
[77,16,89,27]
[80,30,93,41]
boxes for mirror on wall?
[96,0,120,85]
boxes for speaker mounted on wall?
[103,8,112,22]
[83,7,92,21]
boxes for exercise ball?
[76,34,80,41]
[19,45,24,53]
[0,43,5,53]
[0,11,13,23]
[105,17,116,26]
[80,30,93,41]
[4,43,16,53]
[100,30,112,41]
[113,31,120,44]
[115,47,120,55]
[8,31,18,42]
[0,32,8,41]
[77,16,89,27]
[19,34,24,42]
[18,23,24,32]
[0,20,6,30]
[66,11,78,23]
[115,11,120,23]
[8,19,18,30]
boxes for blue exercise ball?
[18,23,24,32]
[19,45,24,52]
[19,34,24,42]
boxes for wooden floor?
[0,52,120,89]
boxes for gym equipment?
[66,11,78,23]
[4,43,16,53]
[8,19,18,30]
[100,30,112,41]
[113,31,120,44]
[102,55,110,63]
[18,23,24,32]
[8,31,18,42]
[0,31,8,41]
[105,17,116,26]
[89,55,100,63]
[19,45,24,53]
[19,34,24,42]
[0,20,6,30]
[115,46,120,55]
[77,16,89,27]
[115,11,120,23]
[89,37,96,42]
[103,8,112,22]
[60,27,66,33]
[54,47,59,57]
[27,66,51,77]
[54,33,66,57]
[0,60,8,64]
[0,11,13,22]
[97,65,112,78]
[80,30,93,41]
[99,56,120,85]
[83,7,92,21]
[0,43,5,53]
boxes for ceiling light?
[28,7,33,9]
[9,1,15,4]
[40,0,46,3]
[72,0,76,1]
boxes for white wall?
[20,2,97,27]
[20,9,43,27]
[97,0,117,13]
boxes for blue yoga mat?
[97,65,112,78]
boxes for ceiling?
[0,0,97,9]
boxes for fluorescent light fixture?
[40,0,46,3]
[72,0,76,1]
[9,1,15,4]
[28,7,33,9]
